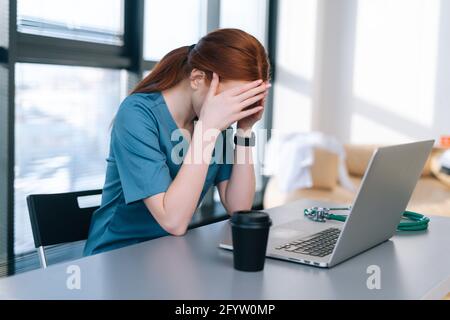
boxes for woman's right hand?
[198,73,269,132]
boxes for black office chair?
[26,190,102,268]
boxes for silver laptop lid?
[329,140,434,267]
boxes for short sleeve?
[214,128,235,185]
[112,100,172,204]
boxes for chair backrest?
[26,190,102,248]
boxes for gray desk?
[1,199,450,300]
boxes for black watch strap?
[234,132,256,147]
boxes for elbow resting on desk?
[152,213,189,237]
[163,224,188,237]
[141,179,257,236]
[143,194,191,237]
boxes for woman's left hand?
[237,83,271,131]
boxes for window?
[14,63,126,254]
[220,0,268,46]
[351,0,440,144]
[143,0,206,61]
[272,0,318,133]
[17,0,124,45]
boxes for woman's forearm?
[225,134,256,213]
[145,123,219,235]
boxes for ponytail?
[132,45,192,94]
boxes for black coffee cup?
[230,210,272,272]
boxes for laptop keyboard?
[275,228,341,257]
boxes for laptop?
[220,140,434,268]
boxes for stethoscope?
[304,206,430,231]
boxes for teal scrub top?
[83,92,233,256]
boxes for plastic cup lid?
[230,211,272,227]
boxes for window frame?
[0,0,17,276]
[0,0,277,274]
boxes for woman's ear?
[190,69,207,90]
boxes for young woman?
[84,28,271,256]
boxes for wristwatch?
[234,132,256,147]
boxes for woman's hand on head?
[198,73,269,132]
[237,83,271,131]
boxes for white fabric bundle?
[264,132,356,193]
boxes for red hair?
[132,28,270,94]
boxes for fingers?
[236,82,270,102]
[239,92,267,109]
[207,73,220,99]
[234,106,264,122]
[228,79,264,96]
